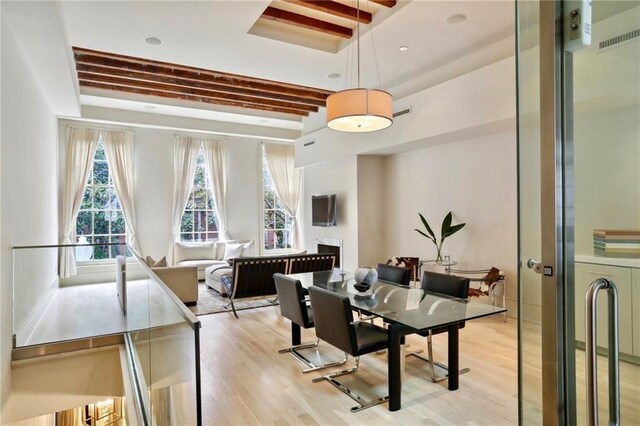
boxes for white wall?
[381,131,518,312]
[58,123,264,264]
[303,156,359,271]
[1,21,59,421]
[357,156,386,268]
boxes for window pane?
[108,187,120,210]
[194,188,207,209]
[111,211,125,234]
[275,210,285,230]
[93,161,109,185]
[94,186,109,209]
[185,193,195,209]
[194,211,206,232]
[94,211,109,235]
[76,211,93,236]
[207,232,218,241]
[207,195,215,210]
[264,230,274,250]
[181,233,193,241]
[111,235,126,258]
[194,165,206,188]
[81,187,93,209]
[93,235,109,260]
[94,140,106,161]
[181,212,194,233]
[207,214,218,231]
[196,232,207,242]
[264,210,274,230]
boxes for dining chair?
[376,263,410,286]
[408,270,471,382]
[274,273,347,373]
[307,286,390,412]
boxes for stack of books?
[593,230,640,258]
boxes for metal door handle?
[585,278,620,426]
[526,258,542,274]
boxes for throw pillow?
[174,241,216,262]
[241,240,255,257]
[145,255,156,267]
[152,256,167,267]
[223,242,244,260]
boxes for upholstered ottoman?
[205,263,233,295]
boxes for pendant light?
[326,0,393,132]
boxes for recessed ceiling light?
[144,36,162,45]
[446,13,467,24]
[327,73,341,79]
[399,46,409,52]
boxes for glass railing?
[12,243,201,425]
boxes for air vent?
[303,140,315,147]
[599,28,639,51]
[393,107,412,118]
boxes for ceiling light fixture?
[328,73,341,79]
[399,46,409,52]
[144,36,162,45]
[326,0,392,133]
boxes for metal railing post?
[585,278,620,426]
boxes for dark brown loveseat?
[220,253,336,318]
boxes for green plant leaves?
[418,213,437,242]
[416,211,466,245]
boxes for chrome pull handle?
[526,258,542,274]
[585,278,620,426]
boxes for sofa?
[213,253,336,318]
[205,252,336,296]
[173,239,254,280]
[144,255,198,305]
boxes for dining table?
[286,269,507,411]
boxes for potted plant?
[415,212,466,263]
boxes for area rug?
[188,284,279,316]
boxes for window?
[75,137,128,260]
[262,148,293,250]
[180,145,219,241]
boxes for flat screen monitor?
[312,195,337,227]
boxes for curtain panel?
[102,129,140,256]
[202,138,229,240]
[168,135,200,264]
[263,143,302,250]
[59,127,100,278]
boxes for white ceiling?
[57,0,515,130]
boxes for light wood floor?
[199,306,518,425]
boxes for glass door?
[517,0,640,424]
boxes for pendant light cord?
[356,0,360,88]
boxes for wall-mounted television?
[312,194,337,227]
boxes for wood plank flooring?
[198,306,518,425]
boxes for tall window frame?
[180,145,220,242]
[262,146,294,251]
[75,137,128,261]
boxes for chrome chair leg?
[406,331,470,383]
[313,356,389,412]
[279,339,348,373]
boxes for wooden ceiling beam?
[72,47,333,99]
[284,0,372,24]
[80,81,310,116]
[77,72,319,112]
[76,63,326,107]
[261,6,352,39]
[369,0,396,7]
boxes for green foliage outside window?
[262,149,293,250]
[180,146,219,242]
[75,138,129,260]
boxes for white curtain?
[264,143,302,249]
[103,129,141,256]
[202,138,229,240]
[168,135,200,264]
[60,127,100,278]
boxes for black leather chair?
[273,273,346,373]
[409,270,471,382]
[376,263,410,286]
[308,286,389,412]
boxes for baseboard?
[14,276,59,347]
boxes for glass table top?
[288,270,507,331]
